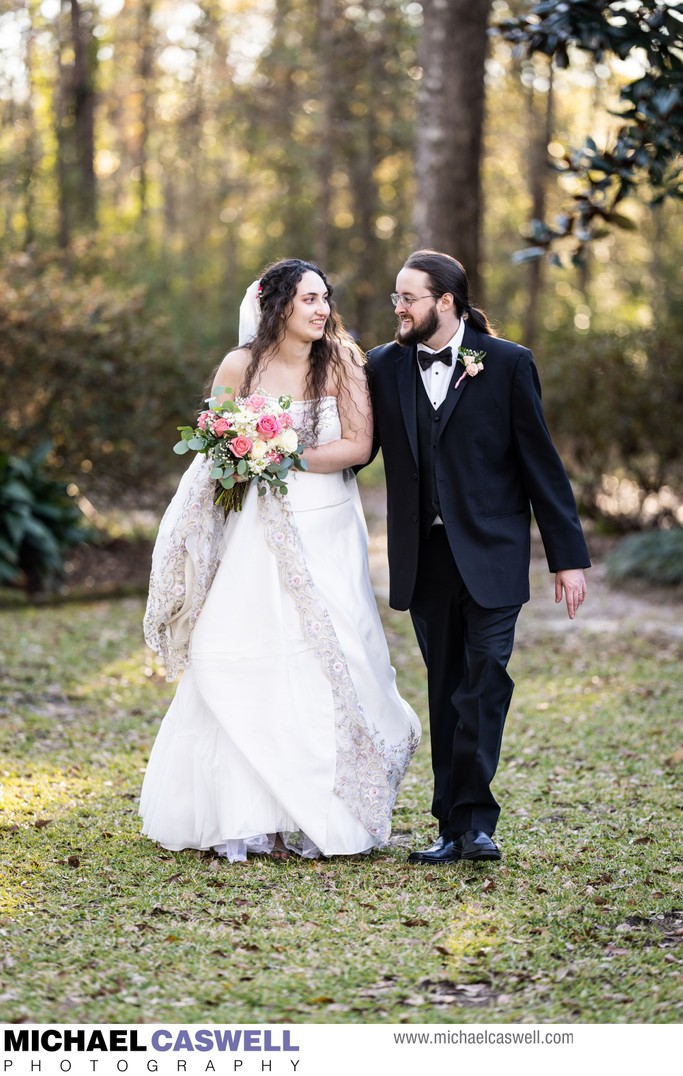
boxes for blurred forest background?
[0,0,682,592]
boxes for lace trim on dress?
[258,490,419,842]
[213,831,322,863]
[143,455,224,680]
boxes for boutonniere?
[454,347,485,389]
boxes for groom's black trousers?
[408,524,521,838]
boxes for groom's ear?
[438,292,455,313]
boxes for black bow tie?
[418,347,452,370]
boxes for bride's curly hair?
[239,258,364,438]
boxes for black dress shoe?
[453,830,501,861]
[408,835,461,864]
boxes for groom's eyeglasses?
[390,293,435,309]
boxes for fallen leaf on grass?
[34,819,52,829]
[402,917,429,927]
[481,877,496,893]
[149,906,190,921]
[66,856,80,868]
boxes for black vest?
[416,377,446,537]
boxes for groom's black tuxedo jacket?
[366,325,591,612]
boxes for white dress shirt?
[417,318,466,410]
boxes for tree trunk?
[22,0,38,247]
[69,0,97,227]
[413,0,491,297]
[314,0,335,270]
[136,0,155,227]
[55,0,97,245]
[524,62,554,350]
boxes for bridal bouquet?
[173,389,308,513]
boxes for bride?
[140,258,421,861]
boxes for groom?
[366,250,590,864]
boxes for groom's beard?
[395,305,440,347]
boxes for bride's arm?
[302,350,373,473]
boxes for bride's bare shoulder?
[212,347,252,399]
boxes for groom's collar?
[417,318,466,358]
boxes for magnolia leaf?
[609,212,637,230]
[511,246,546,264]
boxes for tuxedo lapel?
[437,323,483,441]
[395,345,419,466]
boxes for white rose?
[250,439,268,460]
[276,427,299,454]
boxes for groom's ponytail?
[464,302,494,336]
[404,250,496,337]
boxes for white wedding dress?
[140,396,420,860]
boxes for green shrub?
[538,327,683,528]
[0,443,90,594]
[605,528,683,588]
[0,251,200,504]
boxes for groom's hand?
[555,569,587,620]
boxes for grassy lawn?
[0,595,681,1025]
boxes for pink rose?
[213,418,231,436]
[245,393,266,411]
[256,414,282,440]
[229,434,253,458]
[197,411,212,430]
[465,363,478,377]
[279,412,294,428]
